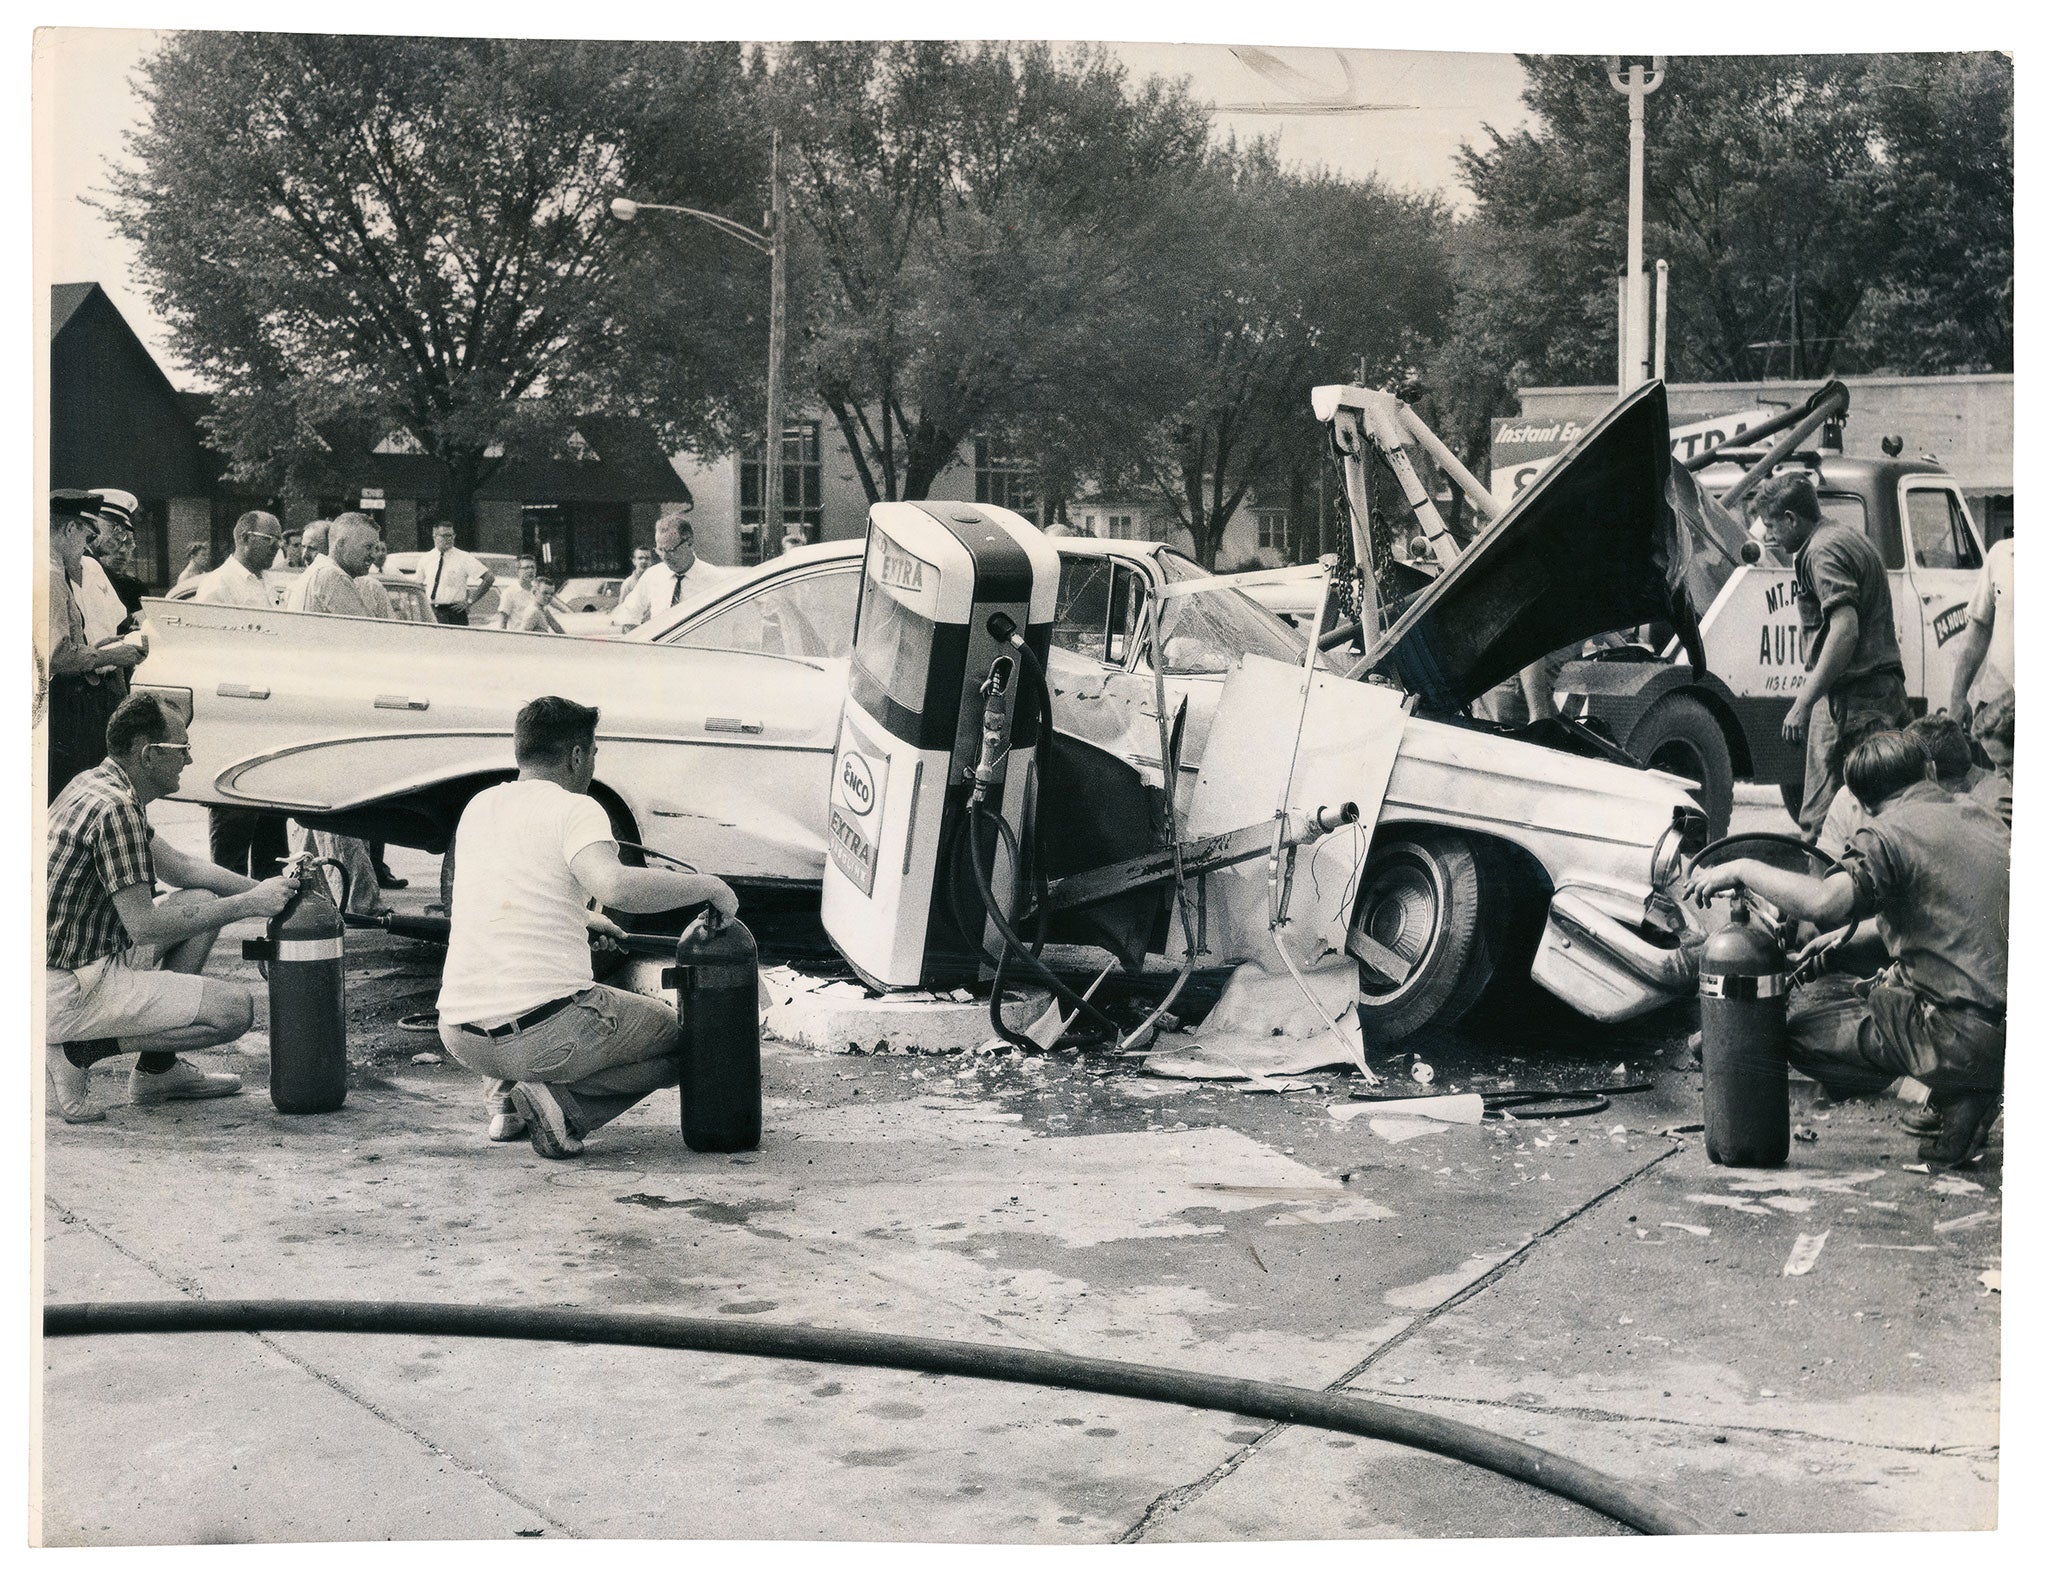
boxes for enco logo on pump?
[839,752,875,815]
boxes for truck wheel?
[1625,694,1734,840]
[1347,831,1495,1044]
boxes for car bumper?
[1531,885,1699,1024]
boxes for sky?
[33,30,1533,382]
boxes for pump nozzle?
[986,611,1023,648]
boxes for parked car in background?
[555,576,624,613]
[383,549,519,623]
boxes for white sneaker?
[46,1045,106,1124]
[129,1058,243,1105]
[485,1079,527,1142]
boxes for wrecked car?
[133,384,1705,1039]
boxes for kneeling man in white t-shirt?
[437,696,738,1158]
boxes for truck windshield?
[1151,550,1319,675]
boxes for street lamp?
[612,131,789,550]
[1607,56,1664,392]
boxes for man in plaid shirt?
[45,693,300,1123]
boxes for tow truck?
[1551,382,1991,835]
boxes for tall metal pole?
[1608,58,1664,392]
[764,130,789,547]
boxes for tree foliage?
[770,41,1210,505]
[1431,53,2012,446]
[1109,146,1452,568]
[105,32,759,527]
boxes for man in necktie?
[425,520,495,625]
[609,509,725,632]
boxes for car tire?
[1624,693,1734,840]
[1347,831,1496,1044]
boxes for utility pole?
[1608,57,1664,392]
[765,130,788,546]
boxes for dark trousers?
[209,806,290,879]
[1786,965,2004,1098]
[46,676,114,803]
[432,606,469,626]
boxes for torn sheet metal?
[1181,655,1406,971]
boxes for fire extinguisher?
[1697,888,1789,1168]
[241,858,348,1114]
[664,912,761,1153]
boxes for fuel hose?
[43,1299,1704,1536]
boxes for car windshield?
[1150,550,1316,674]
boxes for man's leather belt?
[458,995,578,1039]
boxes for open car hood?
[1365,381,1705,711]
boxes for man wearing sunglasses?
[193,512,293,880]
[45,693,302,1123]
[194,510,284,609]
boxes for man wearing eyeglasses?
[608,509,727,632]
[193,512,293,879]
[194,510,283,609]
[45,692,301,1123]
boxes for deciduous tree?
[104,32,758,531]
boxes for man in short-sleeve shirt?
[45,693,298,1122]
[1758,472,1911,839]
[1687,729,2007,1165]
[421,521,495,625]
[437,696,738,1158]
[1947,537,2014,719]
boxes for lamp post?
[1606,56,1664,392]
[613,131,789,551]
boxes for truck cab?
[1559,450,1988,835]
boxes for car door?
[1898,479,1987,712]
[637,563,864,880]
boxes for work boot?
[485,1079,527,1142]
[508,1082,583,1159]
[1899,1106,1942,1137]
[129,1058,243,1105]
[1919,1092,2000,1167]
[46,1044,106,1124]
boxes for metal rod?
[1397,403,1502,522]
[765,131,788,548]
[1684,380,1850,474]
[1654,260,1669,382]
[1717,389,1852,513]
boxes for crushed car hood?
[1364,381,1705,711]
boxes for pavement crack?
[1348,1388,2001,1461]
[44,1196,583,1539]
[1114,1143,1684,1544]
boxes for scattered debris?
[1660,1222,1712,1237]
[410,1051,443,1065]
[1792,1125,1819,1144]
[1328,1094,1483,1125]
[1782,1232,1830,1276]
[1930,1177,1985,1197]
[1761,1196,1815,1214]
[1409,1060,1435,1085]
[1758,1388,1779,1399]
[1660,1122,1704,1137]
[1368,1117,1451,1144]
[1979,1268,2001,1294]
[1687,1194,1772,1216]
[1934,1211,1993,1235]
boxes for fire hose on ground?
[43,1298,1706,1536]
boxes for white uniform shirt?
[193,556,273,609]
[496,580,539,627]
[423,544,490,611]
[611,557,730,630]
[1965,538,2014,702]
[436,779,615,1025]
[76,557,129,643]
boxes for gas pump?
[821,502,1061,991]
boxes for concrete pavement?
[35,791,2002,1544]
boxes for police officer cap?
[90,487,140,530]
[51,489,103,521]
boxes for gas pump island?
[821,502,1062,991]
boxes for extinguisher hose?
[41,1298,1703,1536]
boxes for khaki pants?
[1797,669,1910,840]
